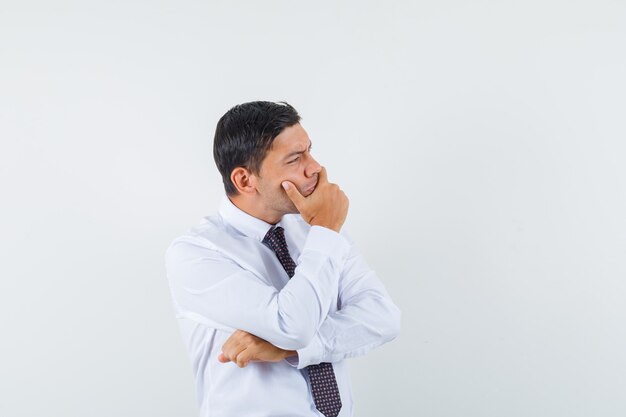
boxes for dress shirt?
[165,195,401,417]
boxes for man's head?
[213,101,321,223]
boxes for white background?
[2,1,625,416]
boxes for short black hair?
[213,101,301,196]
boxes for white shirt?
[165,195,401,417]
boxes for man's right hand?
[218,330,296,368]
[282,167,349,233]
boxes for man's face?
[253,123,321,216]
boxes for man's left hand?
[218,330,297,368]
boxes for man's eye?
[288,157,300,164]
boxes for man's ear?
[230,167,257,195]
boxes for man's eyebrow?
[283,141,313,160]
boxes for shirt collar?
[218,194,280,242]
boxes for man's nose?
[305,156,322,178]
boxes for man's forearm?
[294,298,401,368]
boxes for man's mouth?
[304,182,317,194]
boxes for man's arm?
[165,225,350,351]
[291,234,400,367]
[218,330,297,368]
[220,234,401,368]
[291,282,400,366]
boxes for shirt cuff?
[300,225,351,264]
[284,333,325,369]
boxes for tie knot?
[263,226,287,253]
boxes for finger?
[222,329,246,352]
[282,181,305,207]
[218,353,231,363]
[236,348,252,368]
[221,337,245,363]
[223,344,246,364]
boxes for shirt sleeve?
[165,226,351,351]
[285,236,401,369]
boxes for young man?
[165,101,400,417]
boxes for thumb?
[218,353,230,363]
[282,181,305,207]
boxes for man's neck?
[228,195,282,225]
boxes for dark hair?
[213,101,301,196]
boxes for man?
[165,101,400,417]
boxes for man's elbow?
[382,303,401,342]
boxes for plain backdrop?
[1,1,625,416]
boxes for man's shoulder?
[166,213,241,254]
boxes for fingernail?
[282,182,289,190]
